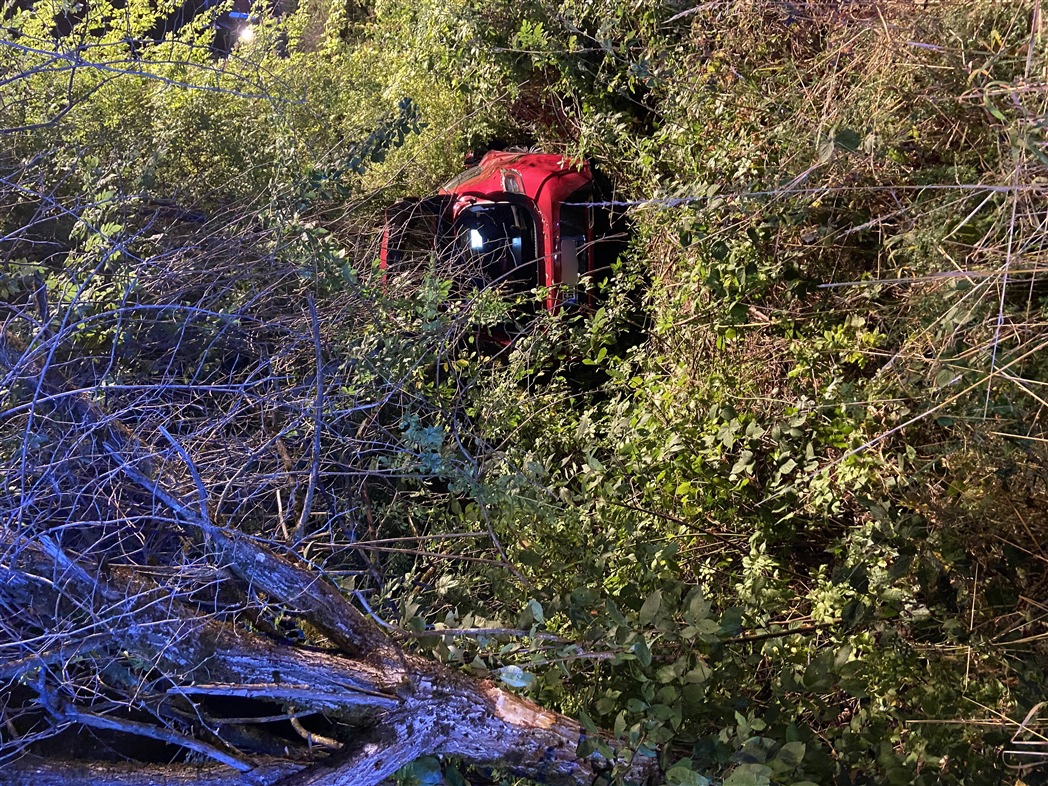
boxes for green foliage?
[369,2,1046,784]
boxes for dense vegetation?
[2,0,1047,784]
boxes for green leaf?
[685,659,711,684]
[666,763,710,786]
[802,651,834,692]
[578,709,598,734]
[776,741,806,767]
[526,598,544,625]
[730,450,754,476]
[718,607,744,636]
[639,589,662,625]
[499,665,535,689]
[694,618,722,638]
[409,757,443,786]
[985,101,1007,122]
[656,665,678,683]
[684,588,711,623]
[682,683,706,712]
[723,764,772,786]
[633,636,652,667]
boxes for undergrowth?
[2,0,1046,784]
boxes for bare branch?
[52,709,255,774]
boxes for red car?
[380,151,625,317]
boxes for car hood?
[440,151,591,207]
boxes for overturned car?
[380,151,627,320]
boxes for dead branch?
[0,323,660,786]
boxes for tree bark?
[3,532,656,785]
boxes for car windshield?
[442,203,538,295]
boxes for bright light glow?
[238,25,255,42]
[469,229,484,250]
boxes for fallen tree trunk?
[0,326,660,786]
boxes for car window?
[559,203,588,290]
[441,165,485,192]
[447,203,538,295]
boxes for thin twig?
[296,296,324,543]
